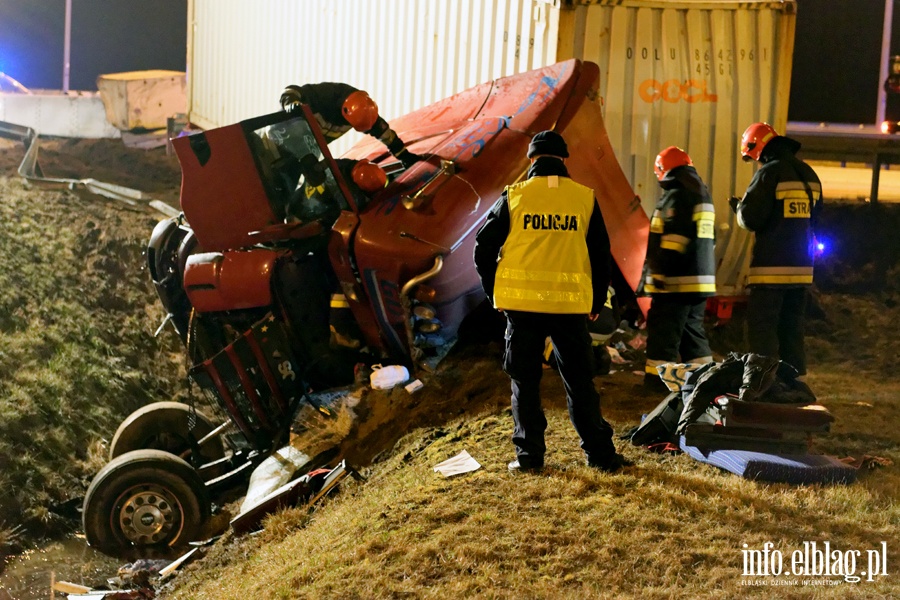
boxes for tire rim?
[115,484,184,545]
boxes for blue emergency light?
[813,237,827,258]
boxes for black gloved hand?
[280,85,304,111]
[398,150,423,169]
[729,196,740,213]
[298,153,326,187]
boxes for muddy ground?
[0,133,898,559]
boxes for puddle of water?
[0,537,122,600]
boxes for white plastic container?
[370,364,410,390]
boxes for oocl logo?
[639,79,718,103]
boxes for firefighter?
[287,155,387,224]
[473,130,628,473]
[730,122,823,377]
[641,146,716,390]
[279,82,422,168]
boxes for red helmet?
[351,159,387,193]
[342,90,379,132]
[741,122,778,162]
[654,146,692,181]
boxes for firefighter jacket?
[736,136,822,287]
[292,82,397,149]
[294,82,358,141]
[473,157,611,314]
[641,165,716,296]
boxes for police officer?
[474,130,627,473]
[730,123,823,377]
[641,146,716,390]
[279,82,421,168]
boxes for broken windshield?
[250,114,349,227]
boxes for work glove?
[298,153,326,187]
[280,85,304,111]
[728,196,740,213]
[398,150,424,169]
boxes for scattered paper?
[433,450,481,477]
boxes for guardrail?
[786,121,900,203]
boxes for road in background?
[811,162,900,202]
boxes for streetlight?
[63,0,71,92]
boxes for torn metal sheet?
[0,119,175,216]
[121,129,169,150]
[0,72,31,95]
[158,547,202,579]
[230,460,359,536]
[149,199,180,218]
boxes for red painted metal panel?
[174,123,280,251]
[342,61,587,353]
[183,249,281,313]
[224,344,275,433]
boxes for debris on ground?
[625,352,864,485]
[432,450,482,477]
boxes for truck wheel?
[109,401,225,465]
[83,449,210,553]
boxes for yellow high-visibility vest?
[493,175,594,314]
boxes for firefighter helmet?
[342,91,379,132]
[351,159,388,193]
[654,146,692,181]
[741,122,778,162]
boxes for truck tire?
[109,401,225,466]
[83,449,211,553]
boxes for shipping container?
[186,0,561,155]
[186,0,797,294]
[558,0,797,294]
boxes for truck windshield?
[250,114,349,227]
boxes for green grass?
[163,365,899,599]
[0,176,186,551]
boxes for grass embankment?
[165,367,899,599]
[0,177,184,552]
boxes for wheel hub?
[117,485,181,545]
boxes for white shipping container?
[186,0,561,156]
[185,0,797,294]
[558,0,797,294]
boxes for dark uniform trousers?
[503,310,616,465]
[645,294,712,363]
[747,286,808,375]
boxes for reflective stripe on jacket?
[493,176,594,313]
[642,165,717,296]
[737,141,822,287]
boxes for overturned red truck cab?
[83,59,649,553]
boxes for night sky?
[0,0,896,124]
[789,0,898,124]
[0,0,186,91]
